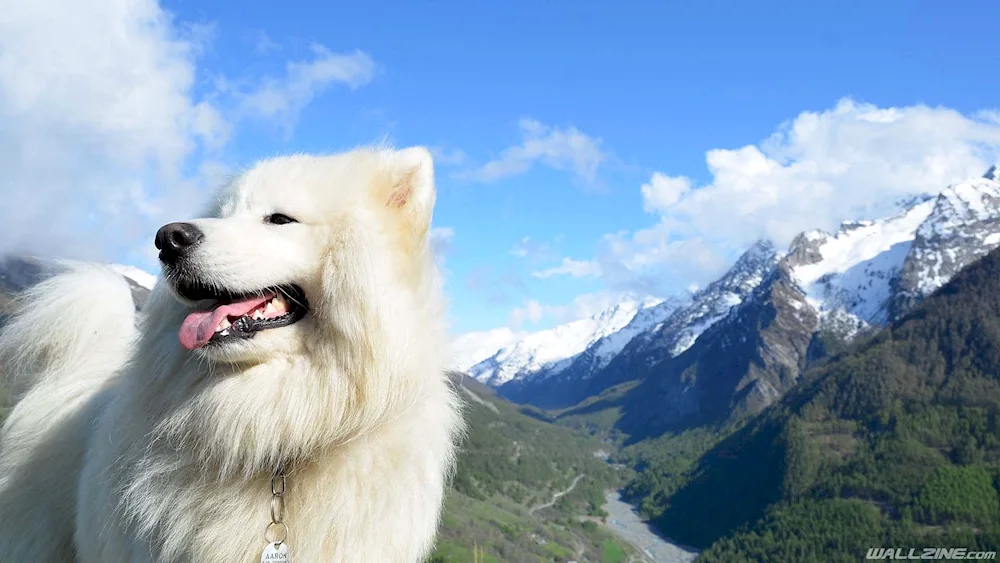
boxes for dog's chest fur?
[76,396,454,563]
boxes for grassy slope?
[430,375,636,562]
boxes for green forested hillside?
[431,375,634,562]
[629,247,1000,561]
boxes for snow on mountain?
[108,264,157,290]
[467,296,664,387]
[594,296,686,362]
[542,294,687,381]
[626,239,780,360]
[893,169,1000,310]
[787,197,937,334]
[471,241,780,400]
[450,327,525,372]
[458,167,1000,403]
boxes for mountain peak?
[466,296,666,387]
[788,197,937,329]
[784,230,829,270]
[917,174,1000,240]
[739,239,777,263]
[893,171,1000,313]
[984,164,999,181]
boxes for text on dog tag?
[261,542,290,562]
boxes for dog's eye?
[265,213,298,225]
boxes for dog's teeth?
[264,302,277,315]
[218,318,232,332]
[220,329,230,337]
[252,310,264,320]
[272,295,288,314]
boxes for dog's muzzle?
[155,222,204,266]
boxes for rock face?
[891,169,1000,318]
[616,263,819,437]
[567,240,782,405]
[0,257,51,321]
[0,256,154,320]
[786,196,937,337]
[493,241,780,409]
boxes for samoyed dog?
[0,147,464,562]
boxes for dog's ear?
[384,147,436,236]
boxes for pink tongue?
[178,295,273,350]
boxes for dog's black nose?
[155,222,204,263]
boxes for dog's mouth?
[177,285,308,350]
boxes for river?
[601,490,699,563]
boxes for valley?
[453,166,1000,560]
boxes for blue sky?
[4,0,1000,335]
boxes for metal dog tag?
[261,542,290,562]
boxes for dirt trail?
[529,474,585,515]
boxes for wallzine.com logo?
[866,548,997,560]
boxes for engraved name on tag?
[261,542,290,562]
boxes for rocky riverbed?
[601,490,698,563]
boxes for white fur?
[0,147,464,562]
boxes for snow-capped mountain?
[468,296,664,388]
[627,239,780,362]
[574,296,686,375]
[108,263,157,290]
[485,241,779,408]
[786,196,937,336]
[613,170,1000,431]
[495,295,686,407]
[458,167,1000,415]
[891,167,1000,316]
[450,328,525,373]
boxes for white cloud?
[430,226,455,259]
[238,44,375,125]
[0,0,225,263]
[509,299,545,327]
[532,257,602,279]
[588,98,1000,294]
[429,147,468,167]
[253,30,281,55]
[450,327,526,371]
[429,226,456,279]
[461,118,607,183]
[509,237,534,258]
[508,236,559,266]
[641,173,692,213]
[0,0,376,268]
[593,227,730,295]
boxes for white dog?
[0,147,464,562]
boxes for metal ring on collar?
[270,494,285,524]
[264,521,289,545]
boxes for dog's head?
[141,146,456,473]
[157,146,440,364]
